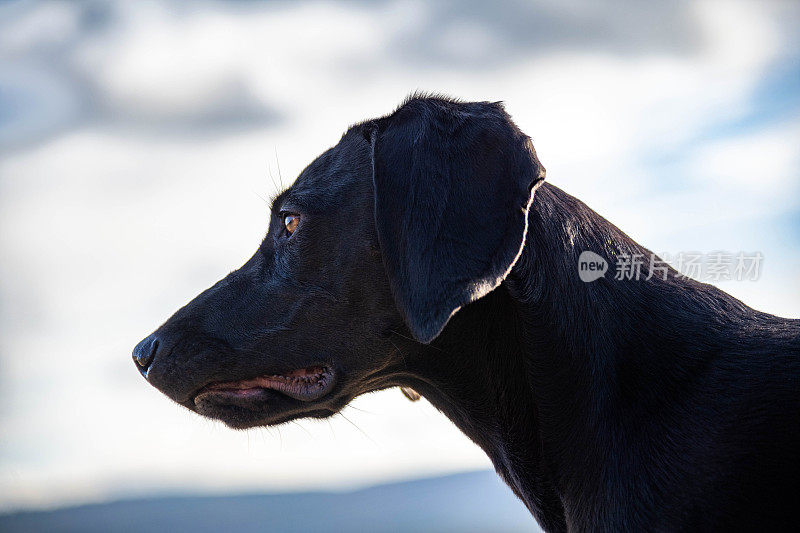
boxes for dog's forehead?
[281,130,371,210]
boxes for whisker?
[290,420,313,438]
[390,329,444,352]
[253,189,271,205]
[274,147,284,189]
[338,411,376,445]
[388,338,408,369]
[266,162,279,195]
[345,404,373,415]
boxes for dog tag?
[400,387,421,401]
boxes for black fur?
[135,95,800,531]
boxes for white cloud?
[688,122,800,191]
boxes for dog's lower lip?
[194,365,334,405]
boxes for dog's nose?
[133,334,160,374]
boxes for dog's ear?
[365,97,545,344]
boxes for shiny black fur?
[135,96,800,531]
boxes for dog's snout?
[133,334,160,374]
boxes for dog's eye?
[283,213,300,236]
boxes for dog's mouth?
[195,365,334,404]
[191,365,337,428]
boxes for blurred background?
[1,0,798,530]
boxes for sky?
[1,0,799,512]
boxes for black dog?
[134,96,800,531]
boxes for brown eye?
[283,213,300,236]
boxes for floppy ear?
[367,97,545,343]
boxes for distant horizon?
[1,468,487,511]
[0,467,496,515]
[0,470,539,533]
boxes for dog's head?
[133,96,545,429]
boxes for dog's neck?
[403,183,763,531]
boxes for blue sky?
[0,0,798,511]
